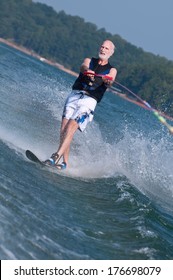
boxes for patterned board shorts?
[62,90,97,131]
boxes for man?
[45,40,117,169]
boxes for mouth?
[99,52,110,61]
[99,51,107,58]
[99,52,106,58]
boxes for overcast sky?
[33,0,173,61]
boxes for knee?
[67,119,79,133]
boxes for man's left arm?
[102,67,117,87]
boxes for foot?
[44,152,60,166]
[56,162,67,170]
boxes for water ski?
[25,150,66,170]
[26,150,45,166]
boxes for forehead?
[101,41,112,49]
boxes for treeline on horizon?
[1,0,173,116]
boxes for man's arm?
[80,58,91,73]
[80,58,95,81]
[102,67,117,87]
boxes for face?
[98,40,114,61]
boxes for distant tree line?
[1,0,173,115]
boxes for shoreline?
[0,38,78,77]
[1,37,173,122]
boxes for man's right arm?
[80,58,96,79]
[80,58,91,73]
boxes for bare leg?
[56,118,79,166]
[59,118,70,164]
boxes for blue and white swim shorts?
[62,90,97,131]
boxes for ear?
[110,49,114,56]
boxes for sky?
[33,0,173,61]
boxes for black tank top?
[72,57,113,103]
